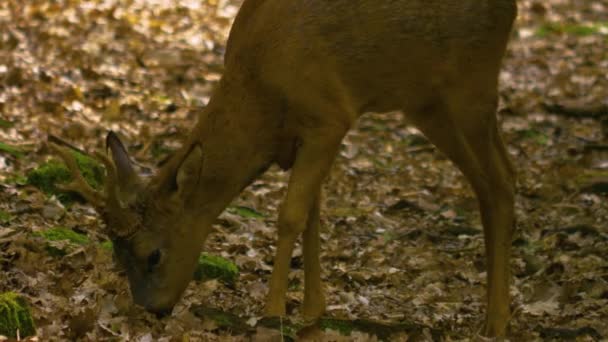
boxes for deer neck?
[158,78,279,220]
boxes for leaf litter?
[1,0,607,340]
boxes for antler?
[49,142,142,238]
[48,143,118,210]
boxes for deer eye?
[147,249,162,269]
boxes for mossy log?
[191,305,441,341]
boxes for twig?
[47,134,89,156]
[405,145,436,154]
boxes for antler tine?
[93,150,119,203]
[95,149,141,238]
[49,143,105,208]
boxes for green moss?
[150,141,174,159]
[27,160,70,195]
[193,253,239,285]
[191,306,252,335]
[100,240,113,251]
[517,129,549,145]
[257,316,301,340]
[34,227,90,256]
[37,227,89,244]
[27,150,104,203]
[0,142,24,158]
[0,119,14,129]
[536,22,608,37]
[206,309,235,327]
[5,174,28,186]
[227,206,265,219]
[0,210,11,224]
[404,133,430,147]
[0,292,36,338]
[320,318,356,335]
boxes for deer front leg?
[302,189,325,320]
[265,123,346,318]
[264,200,308,317]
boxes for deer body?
[54,0,517,337]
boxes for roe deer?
[52,0,517,337]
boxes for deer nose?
[142,300,174,317]
[133,293,174,317]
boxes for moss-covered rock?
[193,253,239,285]
[27,150,104,203]
[34,227,90,256]
[0,292,36,338]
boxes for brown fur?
[68,0,518,337]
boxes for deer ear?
[106,132,141,205]
[106,131,135,183]
[175,145,203,201]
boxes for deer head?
[50,132,207,315]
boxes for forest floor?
[1,0,607,340]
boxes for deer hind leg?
[408,92,515,337]
[265,120,347,317]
